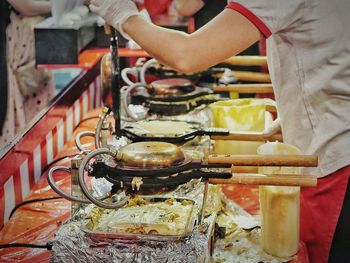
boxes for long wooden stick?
[209,173,318,187]
[215,71,271,83]
[212,83,273,94]
[231,166,258,173]
[104,24,112,35]
[233,71,271,83]
[211,132,283,142]
[207,154,318,167]
[222,56,267,67]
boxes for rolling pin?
[212,83,273,94]
[207,154,318,167]
[222,56,267,67]
[209,173,318,187]
[211,131,283,142]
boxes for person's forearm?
[124,15,193,72]
[123,9,261,73]
[8,0,51,16]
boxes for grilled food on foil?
[86,196,194,235]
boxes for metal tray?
[82,196,198,242]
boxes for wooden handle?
[104,24,112,35]
[211,166,259,173]
[213,83,273,94]
[215,71,271,83]
[209,173,318,187]
[222,56,267,66]
[207,154,318,167]
[232,166,258,173]
[233,71,271,83]
[211,132,283,142]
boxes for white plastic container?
[258,142,301,257]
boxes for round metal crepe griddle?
[123,120,200,138]
[150,78,194,97]
[117,141,186,169]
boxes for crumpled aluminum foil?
[152,106,213,129]
[212,194,290,263]
[51,221,209,263]
[90,136,129,198]
[213,228,289,263]
[51,181,211,263]
[122,104,213,129]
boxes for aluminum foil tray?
[82,196,198,242]
[51,182,211,263]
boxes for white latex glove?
[90,0,140,39]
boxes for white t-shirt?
[227,0,350,177]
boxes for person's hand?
[90,0,139,39]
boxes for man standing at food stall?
[89,0,350,262]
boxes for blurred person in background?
[0,0,54,150]
[175,0,227,30]
[143,0,173,17]
[0,1,10,136]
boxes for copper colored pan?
[148,78,194,97]
[116,141,185,169]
